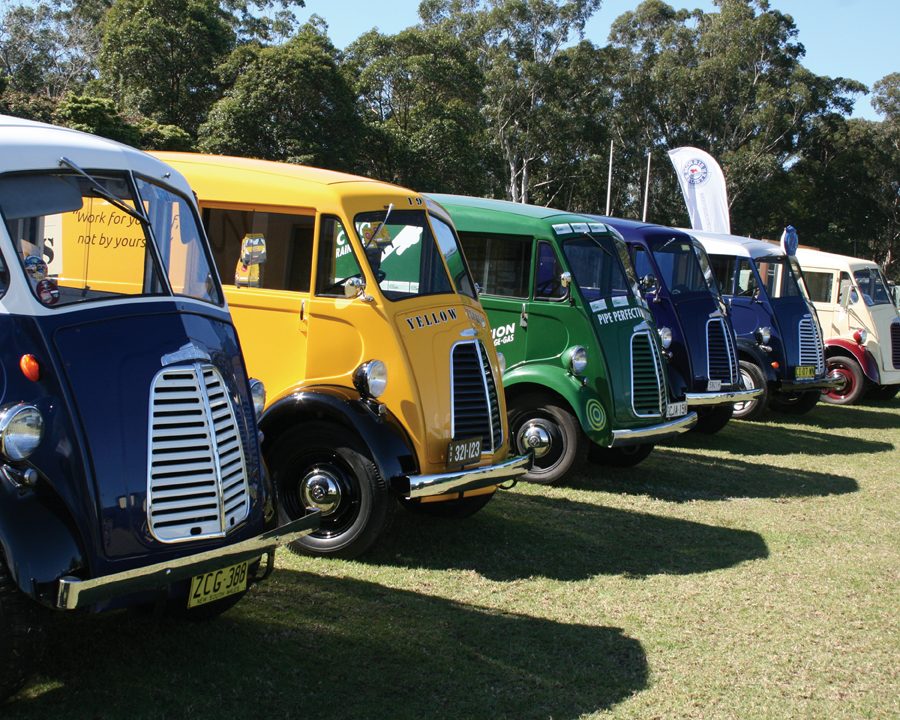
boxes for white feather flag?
[667,147,731,235]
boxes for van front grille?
[147,364,250,543]
[799,316,826,374]
[631,332,665,417]
[707,317,739,384]
[451,340,502,452]
[891,321,900,369]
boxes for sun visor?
[0,174,83,220]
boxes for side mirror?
[639,274,657,292]
[560,271,572,288]
[344,276,373,302]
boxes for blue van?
[0,116,318,698]
[600,218,760,433]
[692,230,834,418]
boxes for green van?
[427,195,696,484]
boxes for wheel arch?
[824,340,880,384]
[734,339,779,384]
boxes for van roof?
[0,114,193,198]
[427,193,591,222]
[686,229,784,259]
[795,247,878,272]
[154,152,416,208]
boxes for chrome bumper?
[686,387,763,406]
[56,510,320,610]
[780,376,841,392]
[609,411,698,447]
[396,454,532,499]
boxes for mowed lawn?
[8,400,899,719]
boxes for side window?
[316,215,363,296]
[203,208,314,292]
[458,232,532,298]
[804,271,834,304]
[633,245,654,281]
[735,258,758,296]
[708,254,736,295]
[534,241,566,300]
[838,271,856,305]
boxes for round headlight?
[0,404,44,461]
[757,326,772,345]
[353,360,388,398]
[249,378,266,418]
[497,351,507,375]
[658,326,673,350]
[853,328,868,345]
[568,346,588,375]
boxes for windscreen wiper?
[59,156,150,226]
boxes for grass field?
[7,399,899,719]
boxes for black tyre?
[269,423,394,559]
[401,491,494,519]
[733,360,769,420]
[0,558,41,701]
[692,404,734,434]
[865,384,900,403]
[508,393,588,485]
[821,356,866,405]
[768,389,820,415]
[588,443,654,467]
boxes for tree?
[420,0,601,203]
[198,20,363,169]
[99,0,235,135]
[346,26,496,193]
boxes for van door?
[457,231,532,368]
[201,205,312,397]
[526,240,575,363]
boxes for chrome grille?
[799,316,826,374]
[451,340,502,452]
[707,317,739,384]
[631,332,665,417]
[147,364,250,543]
[892,322,900,369]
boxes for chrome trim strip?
[685,388,763,406]
[56,510,321,610]
[609,412,698,446]
[404,454,532,499]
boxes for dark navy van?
[0,116,318,698]
[692,230,834,419]
[599,218,761,433]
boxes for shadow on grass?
[363,493,767,581]
[760,401,900,431]
[667,419,892,457]
[8,573,647,720]
[579,446,858,503]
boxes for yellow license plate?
[187,560,248,608]
[795,366,816,379]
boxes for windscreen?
[430,213,478,299]
[649,234,710,296]
[853,268,892,306]
[0,171,220,307]
[560,232,633,303]
[354,209,453,301]
[754,255,803,299]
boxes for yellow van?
[154,153,530,558]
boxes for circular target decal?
[585,399,607,431]
[24,255,48,281]
[36,279,60,305]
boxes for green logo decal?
[586,399,606,431]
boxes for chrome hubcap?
[517,421,553,458]
[300,468,342,515]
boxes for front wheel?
[588,443,654,467]
[768,389,820,415]
[0,558,41,701]
[269,423,394,559]
[508,393,587,485]
[821,357,865,405]
[692,404,733,434]
[733,360,769,420]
